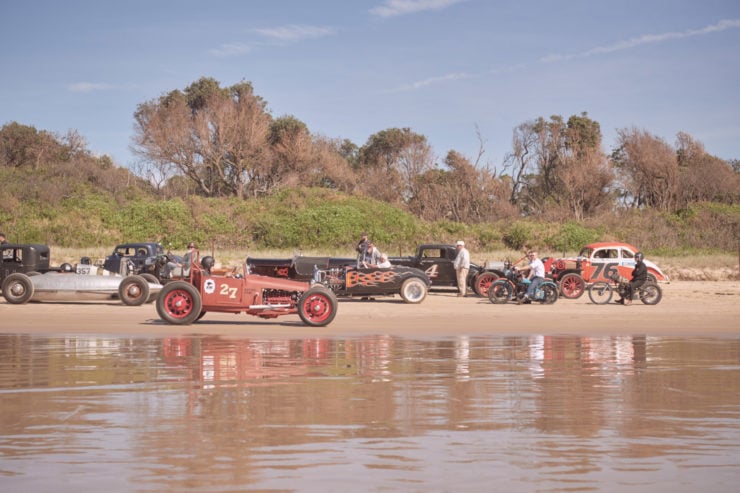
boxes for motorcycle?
[587,273,663,305]
[488,260,559,304]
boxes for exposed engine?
[262,288,300,305]
[313,267,345,291]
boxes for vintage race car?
[156,253,338,326]
[2,271,161,306]
[248,255,431,303]
[545,242,670,299]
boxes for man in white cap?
[453,240,470,297]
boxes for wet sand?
[1,281,738,337]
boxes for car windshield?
[578,247,592,258]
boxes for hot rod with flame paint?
[247,255,430,303]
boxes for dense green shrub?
[546,222,601,253]
[2,184,738,256]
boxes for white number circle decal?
[204,279,216,294]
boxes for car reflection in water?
[1,333,739,493]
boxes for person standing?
[453,240,470,297]
[360,242,382,268]
[355,232,370,267]
[0,232,7,245]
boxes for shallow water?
[1,333,739,492]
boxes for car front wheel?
[400,277,428,304]
[156,281,203,325]
[2,273,35,304]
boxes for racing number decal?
[219,284,238,299]
[204,279,216,294]
[591,262,620,281]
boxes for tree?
[504,113,611,218]
[675,132,739,205]
[132,77,272,198]
[613,128,679,210]
[410,150,515,223]
[357,128,434,204]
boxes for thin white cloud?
[393,72,474,92]
[392,18,740,92]
[541,18,740,63]
[370,0,467,18]
[67,82,116,93]
[209,42,252,57]
[254,24,334,42]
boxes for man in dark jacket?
[618,252,648,305]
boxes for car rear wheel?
[140,273,159,284]
[400,277,428,303]
[298,286,338,326]
[2,273,35,304]
[559,273,585,299]
[118,275,150,306]
[473,272,499,297]
[156,281,203,325]
[139,273,161,302]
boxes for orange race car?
[544,242,670,299]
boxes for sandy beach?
[1,280,738,338]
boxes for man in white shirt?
[522,250,545,303]
[453,240,470,297]
[377,253,391,268]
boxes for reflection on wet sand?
[1,334,738,491]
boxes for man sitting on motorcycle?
[617,251,648,305]
[521,250,545,304]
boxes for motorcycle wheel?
[639,282,662,305]
[539,283,559,304]
[588,281,613,305]
[488,281,512,304]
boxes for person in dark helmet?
[618,251,648,305]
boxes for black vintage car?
[247,255,430,303]
[103,242,166,281]
[389,244,506,297]
[1,243,71,287]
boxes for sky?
[1,0,739,172]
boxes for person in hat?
[453,240,470,297]
[360,242,383,268]
[521,250,545,304]
[355,231,370,258]
[164,242,198,278]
